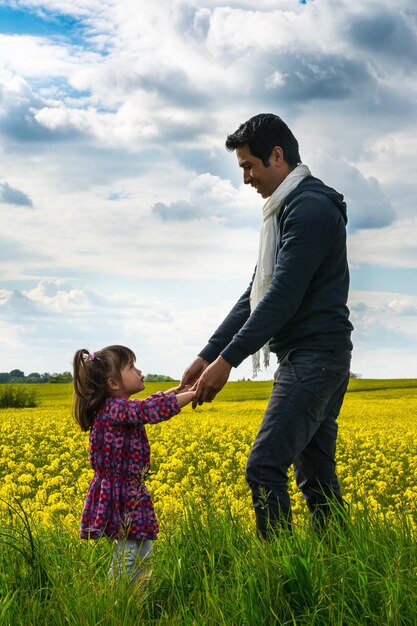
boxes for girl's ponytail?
[73,348,108,431]
[72,345,136,431]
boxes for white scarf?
[250,163,311,377]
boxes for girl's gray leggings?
[109,538,153,585]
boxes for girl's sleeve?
[110,393,180,425]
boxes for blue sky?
[0,0,417,380]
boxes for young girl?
[73,345,195,585]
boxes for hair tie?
[87,353,96,361]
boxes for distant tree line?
[0,369,73,384]
[0,369,360,384]
[0,369,175,384]
[144,374,175,382]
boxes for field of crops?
[1,379,416,625]
[1,378,416,534]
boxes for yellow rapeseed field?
[0,380,416,533]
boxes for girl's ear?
[107,377,120,392]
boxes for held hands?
[164,384,195,409]
[162,355,214,411]
[191,356,232,409]
[177,355,232,409]
[177,356,210,390]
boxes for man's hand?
[177,356,209,391]
[192,356,232,408]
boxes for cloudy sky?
[1,0,416,380]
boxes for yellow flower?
[1,381,416,532]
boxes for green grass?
[0,497,416,626]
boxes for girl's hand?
[176,390,196,409]
[164,385,192,395]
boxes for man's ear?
[271,146,284,163]
[107,377,120,392]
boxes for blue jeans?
[109,538,153,585]
[246,349,351,537]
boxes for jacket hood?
[286,175,348,224]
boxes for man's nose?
[243,171,252,184]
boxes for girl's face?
[116,360,145,398]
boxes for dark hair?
[73,345,136,431]
[225,113,301,167]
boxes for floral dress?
[80,392,180,540]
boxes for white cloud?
[1,280,417,381]
[357,129,417,189]
[0,0,416,379]
[152,171,261,229]
[349,290,417,321]
[0,33,95,79]
[348,289,417,378]
[387,299,417,316]
[309,156,396,232]
[349,219,417,269]
[0,279,252,379]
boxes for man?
[180,113,353,537]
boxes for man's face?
[236,145,286,199]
